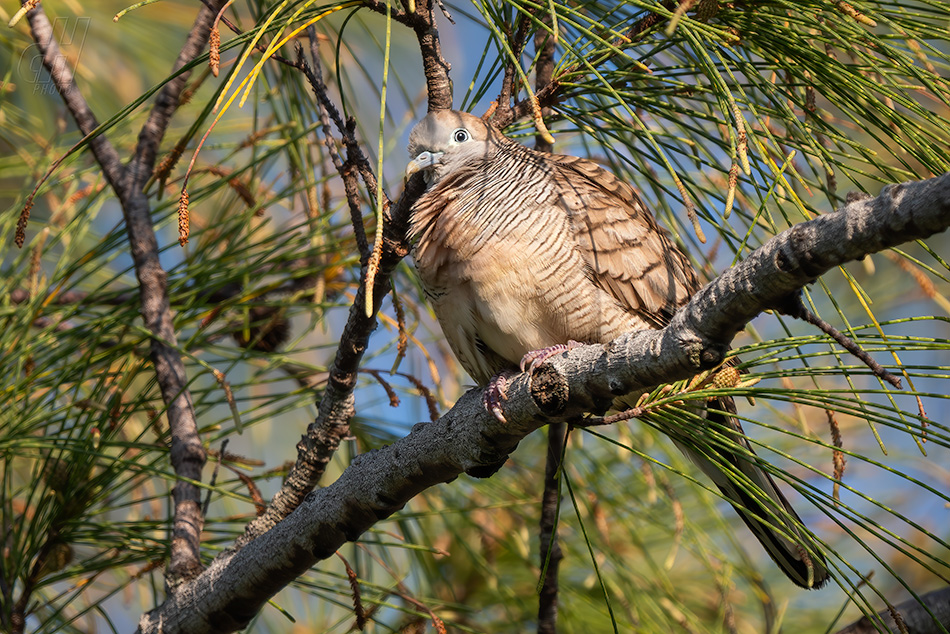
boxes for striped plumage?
[406,109,829,589]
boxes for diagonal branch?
[298,36,370,258]
[235,174,423,547]
[24,6,125,191]
[137,173,950,634]
[124,0,224,193]
[235,0,450,545]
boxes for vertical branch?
[495,15,530,121]
[534,24,555,153]
[124,2,227,592]
[22,0,226,592]
[411,0,453,111]
[363,0,453,110]
[532,17,561,634]
[537,424,566,634]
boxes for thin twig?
[204,439,229,515]
[776,292,902,388]
[495,15,531,121]
[299,36,370,258]
[299,29,385,222]
[501,0,679,128]
[335,552,367,630]
[396,371,440,423]
[297,31,384,214]
[356,544,448,634]
[391,281,410,370]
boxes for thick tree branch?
[138,174,950,634]
[835,586,950,634]
[23,0,225,591]
[235,176,423,546]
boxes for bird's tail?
[673,398,829,589]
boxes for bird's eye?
[452,128,470,143]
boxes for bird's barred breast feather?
[410,143,658,384]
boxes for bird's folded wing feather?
[544,153,828,587]
[550,154,699,329]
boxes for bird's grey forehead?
[407,110,486,156]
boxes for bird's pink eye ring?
[452,128,470,143]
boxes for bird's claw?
[483,371,512,423]
[484,343,586,423]
[519,340,585,373]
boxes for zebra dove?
[405,109,829,589]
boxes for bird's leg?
[519,340,586,374]
[483,370,515,424]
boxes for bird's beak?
[406,151,443,179]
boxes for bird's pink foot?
[484,343,587,423]
[483,371,514,423]
[519,340,586,374]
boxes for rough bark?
[835,586,950,634]
[137,174,950,633]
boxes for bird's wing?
[549,154,699,328]
[546,154,829,588]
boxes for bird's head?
[406,110,492,187]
